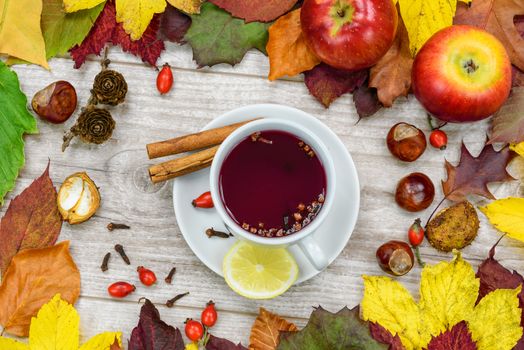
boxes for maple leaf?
[361,252,523,350]
[426,321,476,350]
[489,88,524,144]
[454,0,524,71]
[0,0,48,68]
[369,15,413,107]
[480,197,524,242]
[184,2,270,67]
[70,0,165,68]
[249,308,298,350]
[303,63,368,108]
[158,4,191,44]
[0,164,62,276]
[0,294,122,350]
[441,142,516,202]
[267,9,321,81]
[513,142,524,157]
[353,84,382,119]
[208,0,298,22]
[399,0,471,56]
[0,242,80,337]
[277,306,387,350]
[129,298,185,350]
[206,335,248,350]
[369,323,405,350]
[0,62,38,204]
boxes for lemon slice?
[223,241,299,299]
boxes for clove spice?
[100,252,111,272]
[107,222,130,231]
[205,227,232,239]
[114,244,130,265]
[166,292,190,308]
[165,267,176,284]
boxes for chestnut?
[376,240,414,276]
[32,80,77,124]
[387,122,426,162]
[395,172,435,212]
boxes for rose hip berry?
[156,63,173,94]
[429,129,448,150]
[192,191,214,208]
[201,301,218,327]
[108,281,135,298]
[137,266,157,286]
[408,218,425,247]
[185,319,204,341]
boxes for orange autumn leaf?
[0,241,80,337]
[267,9,320,81]
[249,308,298,350]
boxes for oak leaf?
[426,321,476,350]
[0,164,62,277]
[0,241,80,336]
[303,63,368,108]
[70,0,165,68]
[184,3,270,67]
[489,88,524,144]
[208,0,298,22]
[158,4,192,44]
[454,0,524,71]
[362,252,523,350]
[267,9,321,81]
[0,62,38,205]
[277,306,387,350]
[206,335,248,350]
[369,15,413,107]
[129,298,185,350]
[0,0,48,68]
[399,0,471,56]
[441,142,516,202]
[0,294,122,350]
[480,197,524,243]
[249,308,298,350]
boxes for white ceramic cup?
[210,118,336,271]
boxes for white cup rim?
[209,118,336,246]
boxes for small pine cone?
[92,69,127,105]
[77,106,115,144]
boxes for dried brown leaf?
[249,308,298,350]
[489,88,524,144]
[0,241,80,336]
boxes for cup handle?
[298,234,329,271]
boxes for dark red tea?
[219,130,327,238]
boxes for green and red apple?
[300,0,398,71]
[412,25,512,123]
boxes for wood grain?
[1,47,522,347]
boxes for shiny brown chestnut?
[387,122,427,162]
[376,240,414,276]
[395,172,435,212]
[32,80,77,124]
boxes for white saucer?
[173,104,360,284]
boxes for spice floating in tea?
[114,244,130,265]
[166,292,190,308]
[101,252,111,272]
[205,227,232,239]
[165,267,177,284]
[107,222,131,231]
[250,132,273,144]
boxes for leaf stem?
[413,246,425,267]
[425,196,447,227]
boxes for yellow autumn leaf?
[399,0,471,56]
[167,0,202,14]
[0,0,48,68]
[511,142,524,157]
[0,294,122,350]
[185,342,199,350]
[362,252,522,350]
[480,197,524,242]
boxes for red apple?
[300,0,397,71]
[412,25,512,123]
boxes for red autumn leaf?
[0,164,62,276]
[369,322,405,350]
[353,84,382,120]
[158,4,191,44]
[206,335,248,350]
[303,63,368,108]
[208,0,298,22]
[128,299,185,350]
[70,0,165,69]
[441,142,516,202]
[426,321,477,350]
[476,239,524,349]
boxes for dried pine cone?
[76,106,115,144]
[92,69,127,105]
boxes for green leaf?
[0,62,38,205]
[184,2,270,67]
[277,306,388,350]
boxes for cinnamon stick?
[146,120,256,159]
[148,145,219,183]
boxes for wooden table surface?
[7,44,524,346]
